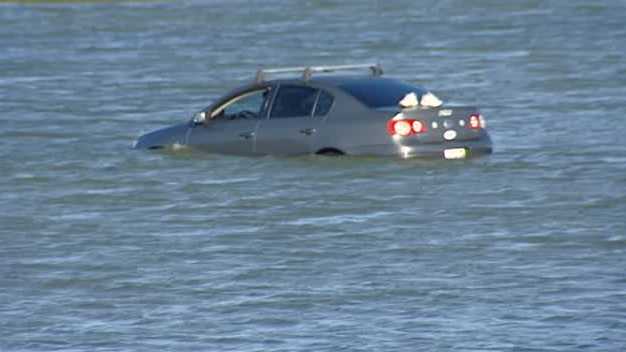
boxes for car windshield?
[338,78,427,108]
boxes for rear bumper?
[396,133,493,159]
[344,134,492,159]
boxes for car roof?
[267,75,429,110]
[207,75,427,113]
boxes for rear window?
[338,78,427,108]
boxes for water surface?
[1,1,625,350]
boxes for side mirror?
[192,111,207,125]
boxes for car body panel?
[255,116,320,155]
[187,119,258,155]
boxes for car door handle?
[239,131,255,139]
[299,128,317,135]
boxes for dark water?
[2,1,626,350]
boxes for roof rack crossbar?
[255,63,383,83]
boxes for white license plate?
[444,148,467,159]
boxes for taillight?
[387,119,427,136]
[412,120,426,133]
[394,120,412,136]
[468,114,481,129]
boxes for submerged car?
[134,64,492,159]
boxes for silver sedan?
[134,64,492,159]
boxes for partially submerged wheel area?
[315,148,345,156]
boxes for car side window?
[270,86,318,119]
[212,88,271,120]
[314,90,334,117]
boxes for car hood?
[133,122,189,149]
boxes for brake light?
[412,120,426,133]
[387,118,427,136]
[468,114,481,129]
[397,120,413,136]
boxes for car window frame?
[268,84,321,120]
[202,84,276,121]
[313,89,334,117]
[209,87,273,121]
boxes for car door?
[255,84,321,156]
[187,87,272,155]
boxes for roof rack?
[255,63,383,83]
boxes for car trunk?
[381,106,486,145]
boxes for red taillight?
[387,118,427,136]
[412,120,426,133]
[394,120,413,136]
[468,114,481,129]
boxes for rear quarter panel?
[313,88,398,155]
